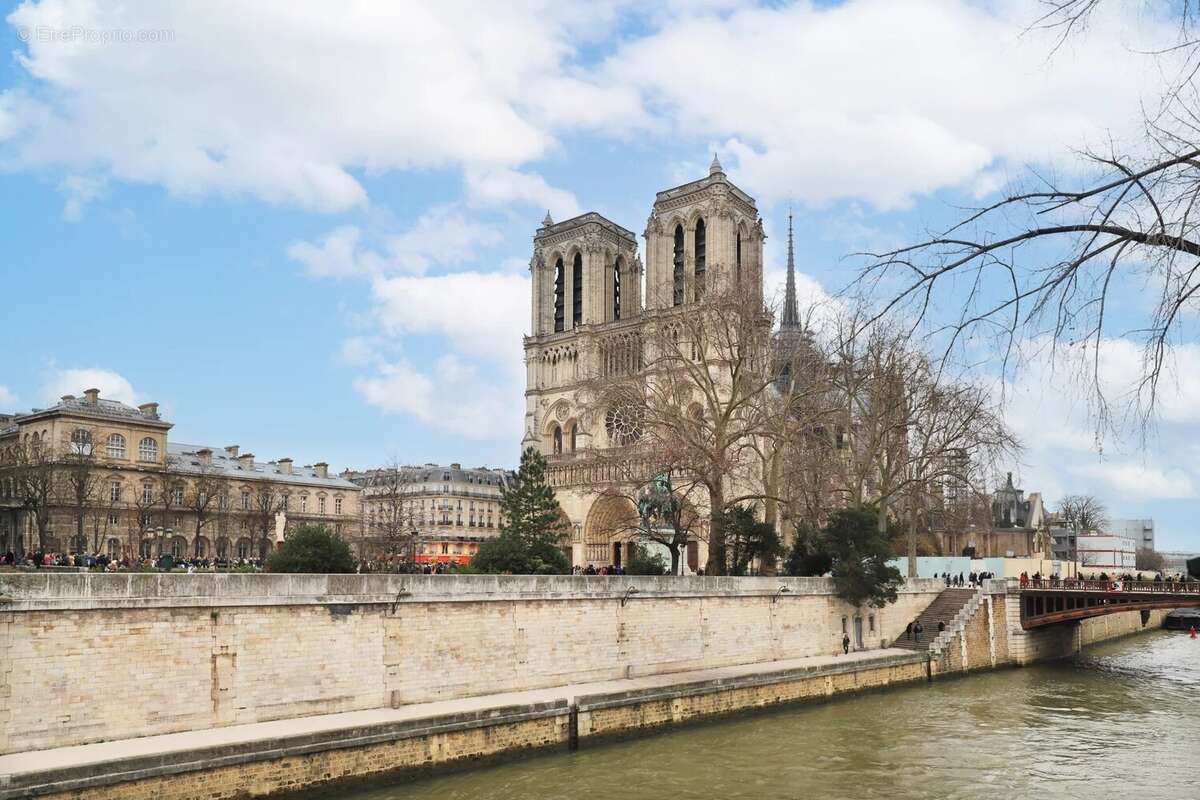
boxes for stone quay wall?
[928,580,1172,673]
[0,573,945,754]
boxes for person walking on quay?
[842,633,850,655]
[906,621,913,641]
[938,620,946,634]
[914,621,924,643]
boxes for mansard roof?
[5,395,171,430]
[167,442,359,490]
[534,211,637,245]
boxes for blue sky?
[1,1,1198,550]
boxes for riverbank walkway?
[0,647,923,799]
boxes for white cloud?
[288,207,502,278]
[4,1,1176,215]
[1,0,634,212]
[1070,461,1196,500]
[369,271,529,363]
[58,173,105,221]
[41,368,138,406]
[0,385,17,407]
[354,354,523,441]
[598,0,1176,208]
[464,167,581,219]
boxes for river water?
[325,631,1199,800]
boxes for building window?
[673,224,685,306]
[841,616,848,634]
[241,491,251,510]
[553,257,565,332]
[572,252,583,327]
[107,513,119,526]
[335,497,342,515]
[71,428,93,456]
[138,437,158,462]
[441,542,448,554]
[736,231,742,282]
[106,433,126,459]
[142,484,154,504]
[171,486,184,505]
[694,217,706,300]
[218,493,227,511]
[110,481,122,503]
[570,424,578,453]
[613,257,621,320]
[868,614,876,633]
[318,496,326,514]
[300,495,308,513]
[281,494,289,512]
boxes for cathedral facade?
[521,157,766,569]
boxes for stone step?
[892,588,979,651]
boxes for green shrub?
[266,525,355,574]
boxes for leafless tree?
[132,478,158,558]
[852,2,1200,441]
[587,281,779,575]
[581,449,706,574]
[363,461,420,561]
[5,437,58,550]
[245,485,284,559]
[60,434,104,553]
[1057,493,1110,531]
[184,461,221,557]
[1135,547,1165,571]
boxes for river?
[321,630,1199,800]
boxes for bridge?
[1019,578,1200,628]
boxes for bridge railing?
[1020,578,1200,594]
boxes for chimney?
[225,445,239,458]
[83,388,100,405]
[138,402,159,419]
[196,448,213,466]
[314,462,329,479]
[278,457,293,475]
[60,394,75,403]
[237,453,255,471]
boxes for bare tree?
[185,461,221,557]
[852,2,1200,440]
[582,450,706,574]
[132,478,158,558]
[60,432,104,553]
[587,281,779,575]
[247,485,284,559]
[6,437,58,551]
[1057,493,1109,531]
[363,462,419,561]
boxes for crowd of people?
[1019,570,1193,588]
[1,550,265,572]
[933,571,995,587]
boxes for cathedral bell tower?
[643,154,764,310]
[523,212,642,455]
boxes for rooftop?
[167,443,358,490]
[5,390,170,430]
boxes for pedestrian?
[842,633,850,655]
[914,621,924,643]
[937,620,946,633]
[906,621,913,640]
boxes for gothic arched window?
[552,426,563,455]
[673,224,685,306]
[553,258,565,333]
[694,218,706,301]
[572,252,583,327]
[736,230,742,283]
[613,257,622,321]
[570,424,578,453]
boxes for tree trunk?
[906,505,917,579]
[669,543,681,576]
[705,478,726,575]
[761,451,781,576]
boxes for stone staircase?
[893,588,978,652]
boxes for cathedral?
[521,156,791,570]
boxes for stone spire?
[709,152,723,175]
[542,210,553,227]
[780,210,800,329]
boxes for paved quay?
[0,648,922,799]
